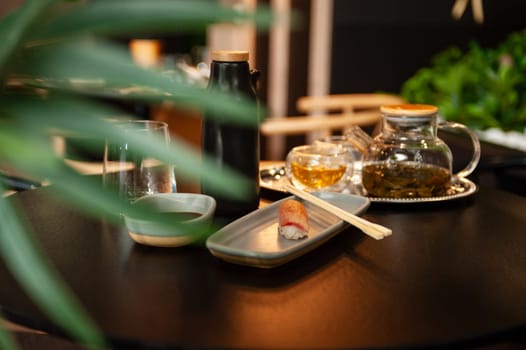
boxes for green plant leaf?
[0,0,55,80]
[1,94,254,199]
[0,316,18,350]
[0,124,217,237]
[0,0,280,347]
[32,0,275,41]
[13,38,263,126]
[402,29,526,131]
[0,184,106,348]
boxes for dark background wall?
[258,0,526,158]
[330,0,526,95]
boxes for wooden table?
[2,131,526,349]
[2,180,526,349]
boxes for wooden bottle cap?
[211,50,249,62]
[380,104,438,116]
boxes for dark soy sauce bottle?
[201,50,260,219]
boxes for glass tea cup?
[103,120,177,202]
[285,144,352,192]
[314,135,363,193]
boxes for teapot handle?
[438,121,481,179]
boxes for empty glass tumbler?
[103,120,176,202]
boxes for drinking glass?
[314,135,363,194]
[285,144,351,192]
[103,120,176,202]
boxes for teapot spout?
[345,125,373,157]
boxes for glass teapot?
[346,104,481,198]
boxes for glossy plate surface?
[206,192,370,268]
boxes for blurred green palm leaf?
[0,184,106,348]
[32,0,274,40]
[14,38,261,125]
[0,313,17,350]
[0,0,275,348]
[3,94,254,196]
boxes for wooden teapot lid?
[380,104,438,116]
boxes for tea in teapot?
[361,162,451,198]
[346,104,480,199]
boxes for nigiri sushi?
[278,199,309,240]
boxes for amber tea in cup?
[314,135,363,193]
[286,144,351,191]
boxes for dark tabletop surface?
[2,133,526,349]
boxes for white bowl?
[124,193,216,247]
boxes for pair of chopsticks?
[284,184,392,240]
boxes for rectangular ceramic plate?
[206,192,370,268]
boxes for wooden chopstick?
[284,184,392,240]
